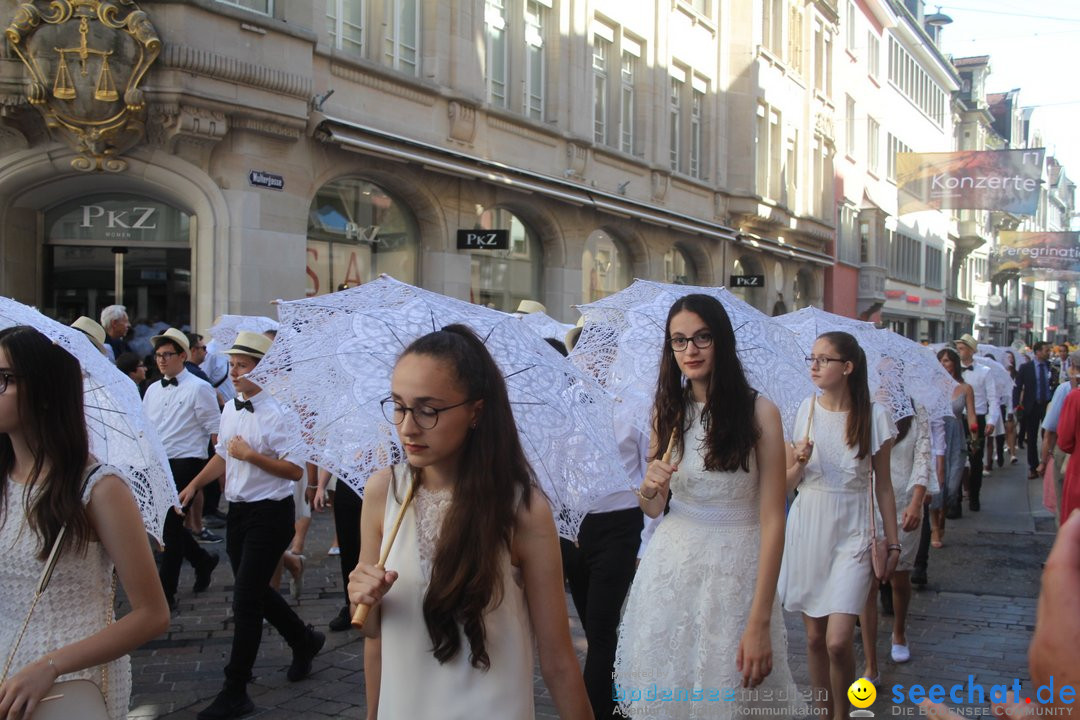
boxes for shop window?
[582,230,631,303]
[468,208,541,311]
[663,246,696,285]
[306,178,419,296]
[793,268,814,309]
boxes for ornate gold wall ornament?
[6,0,161,172]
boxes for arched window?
[469,207,541,311]
[582,229,631,302]
[663,245,696,285]
[306,178,420,296]
[731,254,766,311]
[794,268,815,309]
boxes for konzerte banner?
[896,149,1044,215]
[992,231,1080,280]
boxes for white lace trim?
[414,485,453,580]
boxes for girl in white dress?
[347,325,591,720]
[778,331,900,720]
[0,326,169,720]
[614,294,799,720]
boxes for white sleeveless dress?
[613,403,802,719]
[377,465,534,719]
[0,465,131,720]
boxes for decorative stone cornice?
[447,100,476,144]
[230,115,302,140]
[159,43,312,99]
[329,62,434,106]
[487,114,557,147]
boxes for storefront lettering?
[80,204,158,230]
[306,247,320,297]
[345,223,380,243]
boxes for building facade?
[0,0,835,331]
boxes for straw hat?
[515,299,546,315]
[70,316,107,353]
[150,327,190,353]
[224,330,272,359]
[954,333,978,351]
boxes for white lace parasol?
[773,307,956,422]
[0,298,176,541]
[516,311,577,343]
[207,314,279,348]
[568,279,814,440]
[246,275,631,538]
[974,356,1015,405]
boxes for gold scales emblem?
[6,0,161,172]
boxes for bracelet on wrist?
[887,543,902,553]
[635,487,658,501]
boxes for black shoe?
[329,606,352,632]
[945,504,962,520]
[911,567,928,587]
[970,498,981,512]
[196,687,254,720]
[287,626,326,682]
[196,528,224,544]
[194,553,220,593]
[879,582,894,615]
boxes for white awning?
[315,116,741,244]
[736,231,834,267]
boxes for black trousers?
[224,497,307,688]
[1023,401,1049,471]
[203,439,222,513]
[160,457,215,601]
[967,414,986,505]
[332,481,363,606]
[913,501,931,574]
[560,507,643,719]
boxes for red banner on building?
[896,149,1044,215]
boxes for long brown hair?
[818,331,872,459]
[397,325,535,670]
[653,294,760,470]
[0,326,92,560]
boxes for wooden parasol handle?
[660,428,677,464]
[351,470,419,629]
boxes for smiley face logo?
[848,678,877,709]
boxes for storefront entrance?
[42,194,192,327]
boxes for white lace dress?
[613,403,801,720]
[0,466,131,720]
[378,465,534,719]
[888,404,935,572]
[777,398,896,617]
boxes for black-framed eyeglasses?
[154,351,179,361]
[0,371,18,395]
[805,355,844,368]
[669,332,713,352]
[381,397,474,430]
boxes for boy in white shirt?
[179,331,323,719]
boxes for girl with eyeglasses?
[777,331,899,720]
[613,294,800,719]
[0,326,170,720]
[347,325,590,719]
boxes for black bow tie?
[961,366,973,373]
[161,377,178,387]
[234,398,254,413]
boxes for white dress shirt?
[200,351,236,402]
[961,363,1001,428]
[215,391,301,503]
[142,369,220,459]
[587,404,648,514]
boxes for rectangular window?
[593,30,611,144]
[769,109,781,200]
[788,4,803,74]
[763,0,783,55]
[887,231,922,284]
[845,95,855,156]
[620,40,639,154]
[756,104,769,197]
[886,133,912,183]
[846,1,856,51]
[867,116,880,175]
[524,0,546,120]
[219,0,272,13]
[887,37,942,124]
[690,85,704,179]
[669,73,684,172]
[786,131,799,208]
[867,31,879,79]
[838,202,859,264]
[485,0,508,107]
[824,31,833,96]
[327,0,363,53]
[813,22,823,91]
[384,0,419,74]
[925,245,944,290]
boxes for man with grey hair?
[100,304,133,359]
[1038,349,1080,526]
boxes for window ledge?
[673,1,717,34]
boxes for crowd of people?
[0,296,1078,720]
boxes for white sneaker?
[891,643,911,663]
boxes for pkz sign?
[457,229,510,250]
[249,170,285,191]
[730,275,765,288]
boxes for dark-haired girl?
[931,348,976,544]
[778,331,899,720]
[0,326,169,720]
[613,294,799,719]
[347,325,590,719]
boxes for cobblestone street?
[126,455,1055,718]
